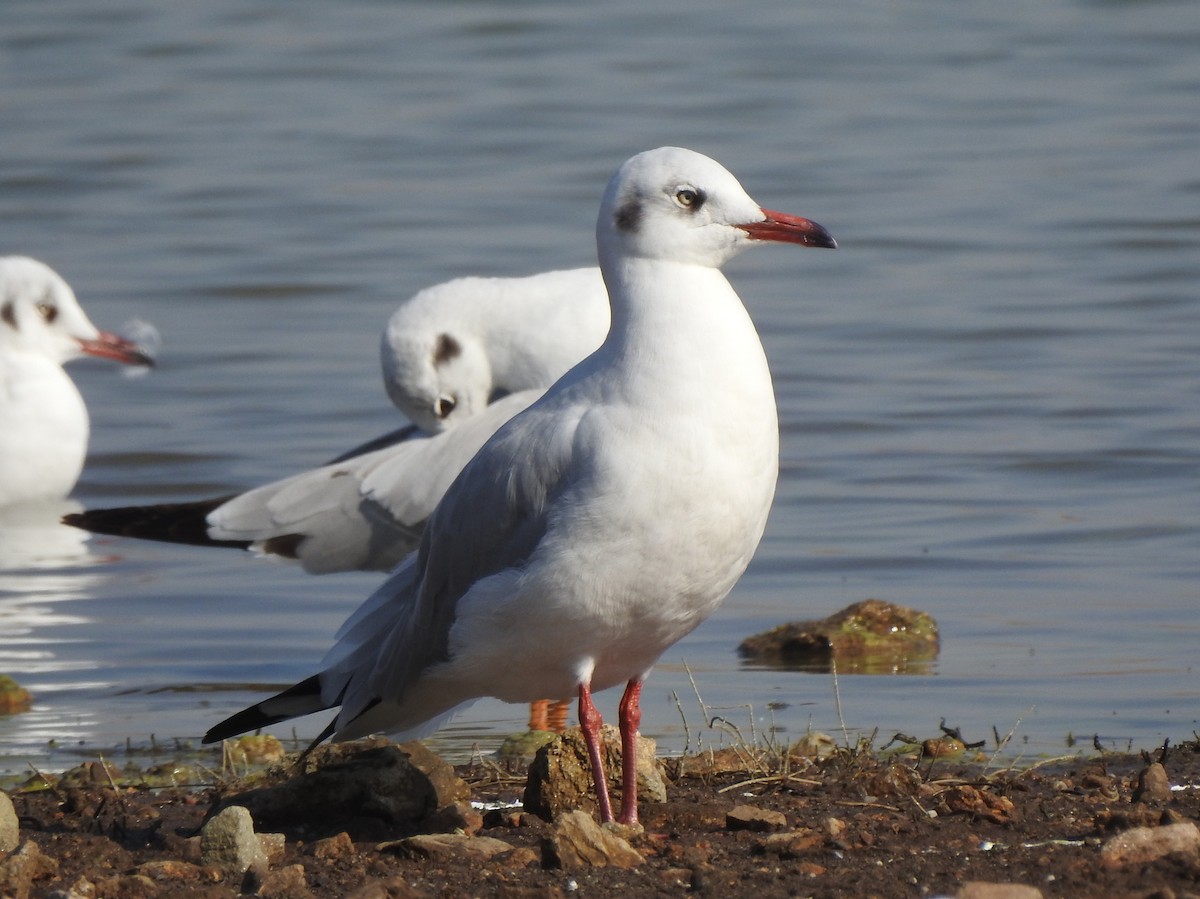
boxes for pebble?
[0,840,58,899]
[956,883,1044,899]
[1100,821,1200,869]
[1133,762,1173,803]
[524,725,665,821]
[255,863,313,899]
[0,790,18,853]
[382,832,514,862]
[726,804,788,832]
[201,805,269,879]
[308,831,356,860]
[544,809,644,870]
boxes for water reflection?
[0,500,109,756]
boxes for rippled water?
[1,0,1197,775]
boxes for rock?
[737,598,939,674]
[524,725,665,821]
[308,831,356,860]
[255,863,312,899]
[496,729,558,764]
[940,784,1017,824]
[758,828,824,857]
[134,859,206,882]
[49,875,96,898]
[0,840,58,899]
[426,800,483,835]
[726,804,788,832]
[922,736,965,758]
[382,832,514,862]
[214,738,467,830]
[956,884,1044,899]
[1100,821,1200,868]
[0,790,18,854]
[201,805,269,879]
[225,734,287,766]
[344,875,434,899]
[94,874,157,898]
[494,845,541,869]
[543,809,644,870]
[258,831,287,865]
[1133,762,1172,803]
[0,675,32,714]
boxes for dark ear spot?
[615,200,642,233]
[433,333,461,366]
[1,302,14,329]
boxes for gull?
[64,269,611,574]
[203,147,836,824]
[0,256,153,508]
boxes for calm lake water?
[1,0,1197,776]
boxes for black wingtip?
[63,496,250,549]
[203,674,331,744]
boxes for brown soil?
[5,736,1200,898]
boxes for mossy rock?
[738,599,939,674]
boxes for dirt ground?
[3,732,1199,898]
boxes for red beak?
[77,330,155,367]
[738,209,837,249]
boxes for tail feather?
[203,674,334,743]
[62,496,249,549]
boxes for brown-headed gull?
[64,268,610,574]
[203,147,836,824]
[0,257,153,508]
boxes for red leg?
[578,682,614,823]
[617,678,643,825]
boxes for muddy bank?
[2,733,1199,898]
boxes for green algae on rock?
[737,599,939,674]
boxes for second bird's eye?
[36,302,58,323]
[435,396,457,418]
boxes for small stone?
[308,831,356,860]
[824,816,846,839]
[255,863,312,899]
[543,809,643,870]
[426,800,483,835]
[384,832,513,861]
[226,734,287,766]
[344,875,434,899]
[1100,821,1200,869]
[0,790,18,854]
[524,725,665,821]
[1133,762,1172,803]
[726,804,788,832]
[758,828,823,856]
[51,875,96,899]
[493,845,540,869]
[201,805,269,879]
[957,883,1044,899]
[258,832,287,865]
[100,874,157,899]
[922,736,965,758]
[134,859,205,882]
[0,840,58,899]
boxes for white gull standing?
[65,268,611,574]
[203,147,836,824]
[0,256,152,508]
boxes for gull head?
[381,324,493,434]
[0,256,152,367]
[596,147,836,270]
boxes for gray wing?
[326,394,586,730]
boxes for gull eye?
[673,186,703,210]
[435,396,457,419]
[36,301,58,324]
